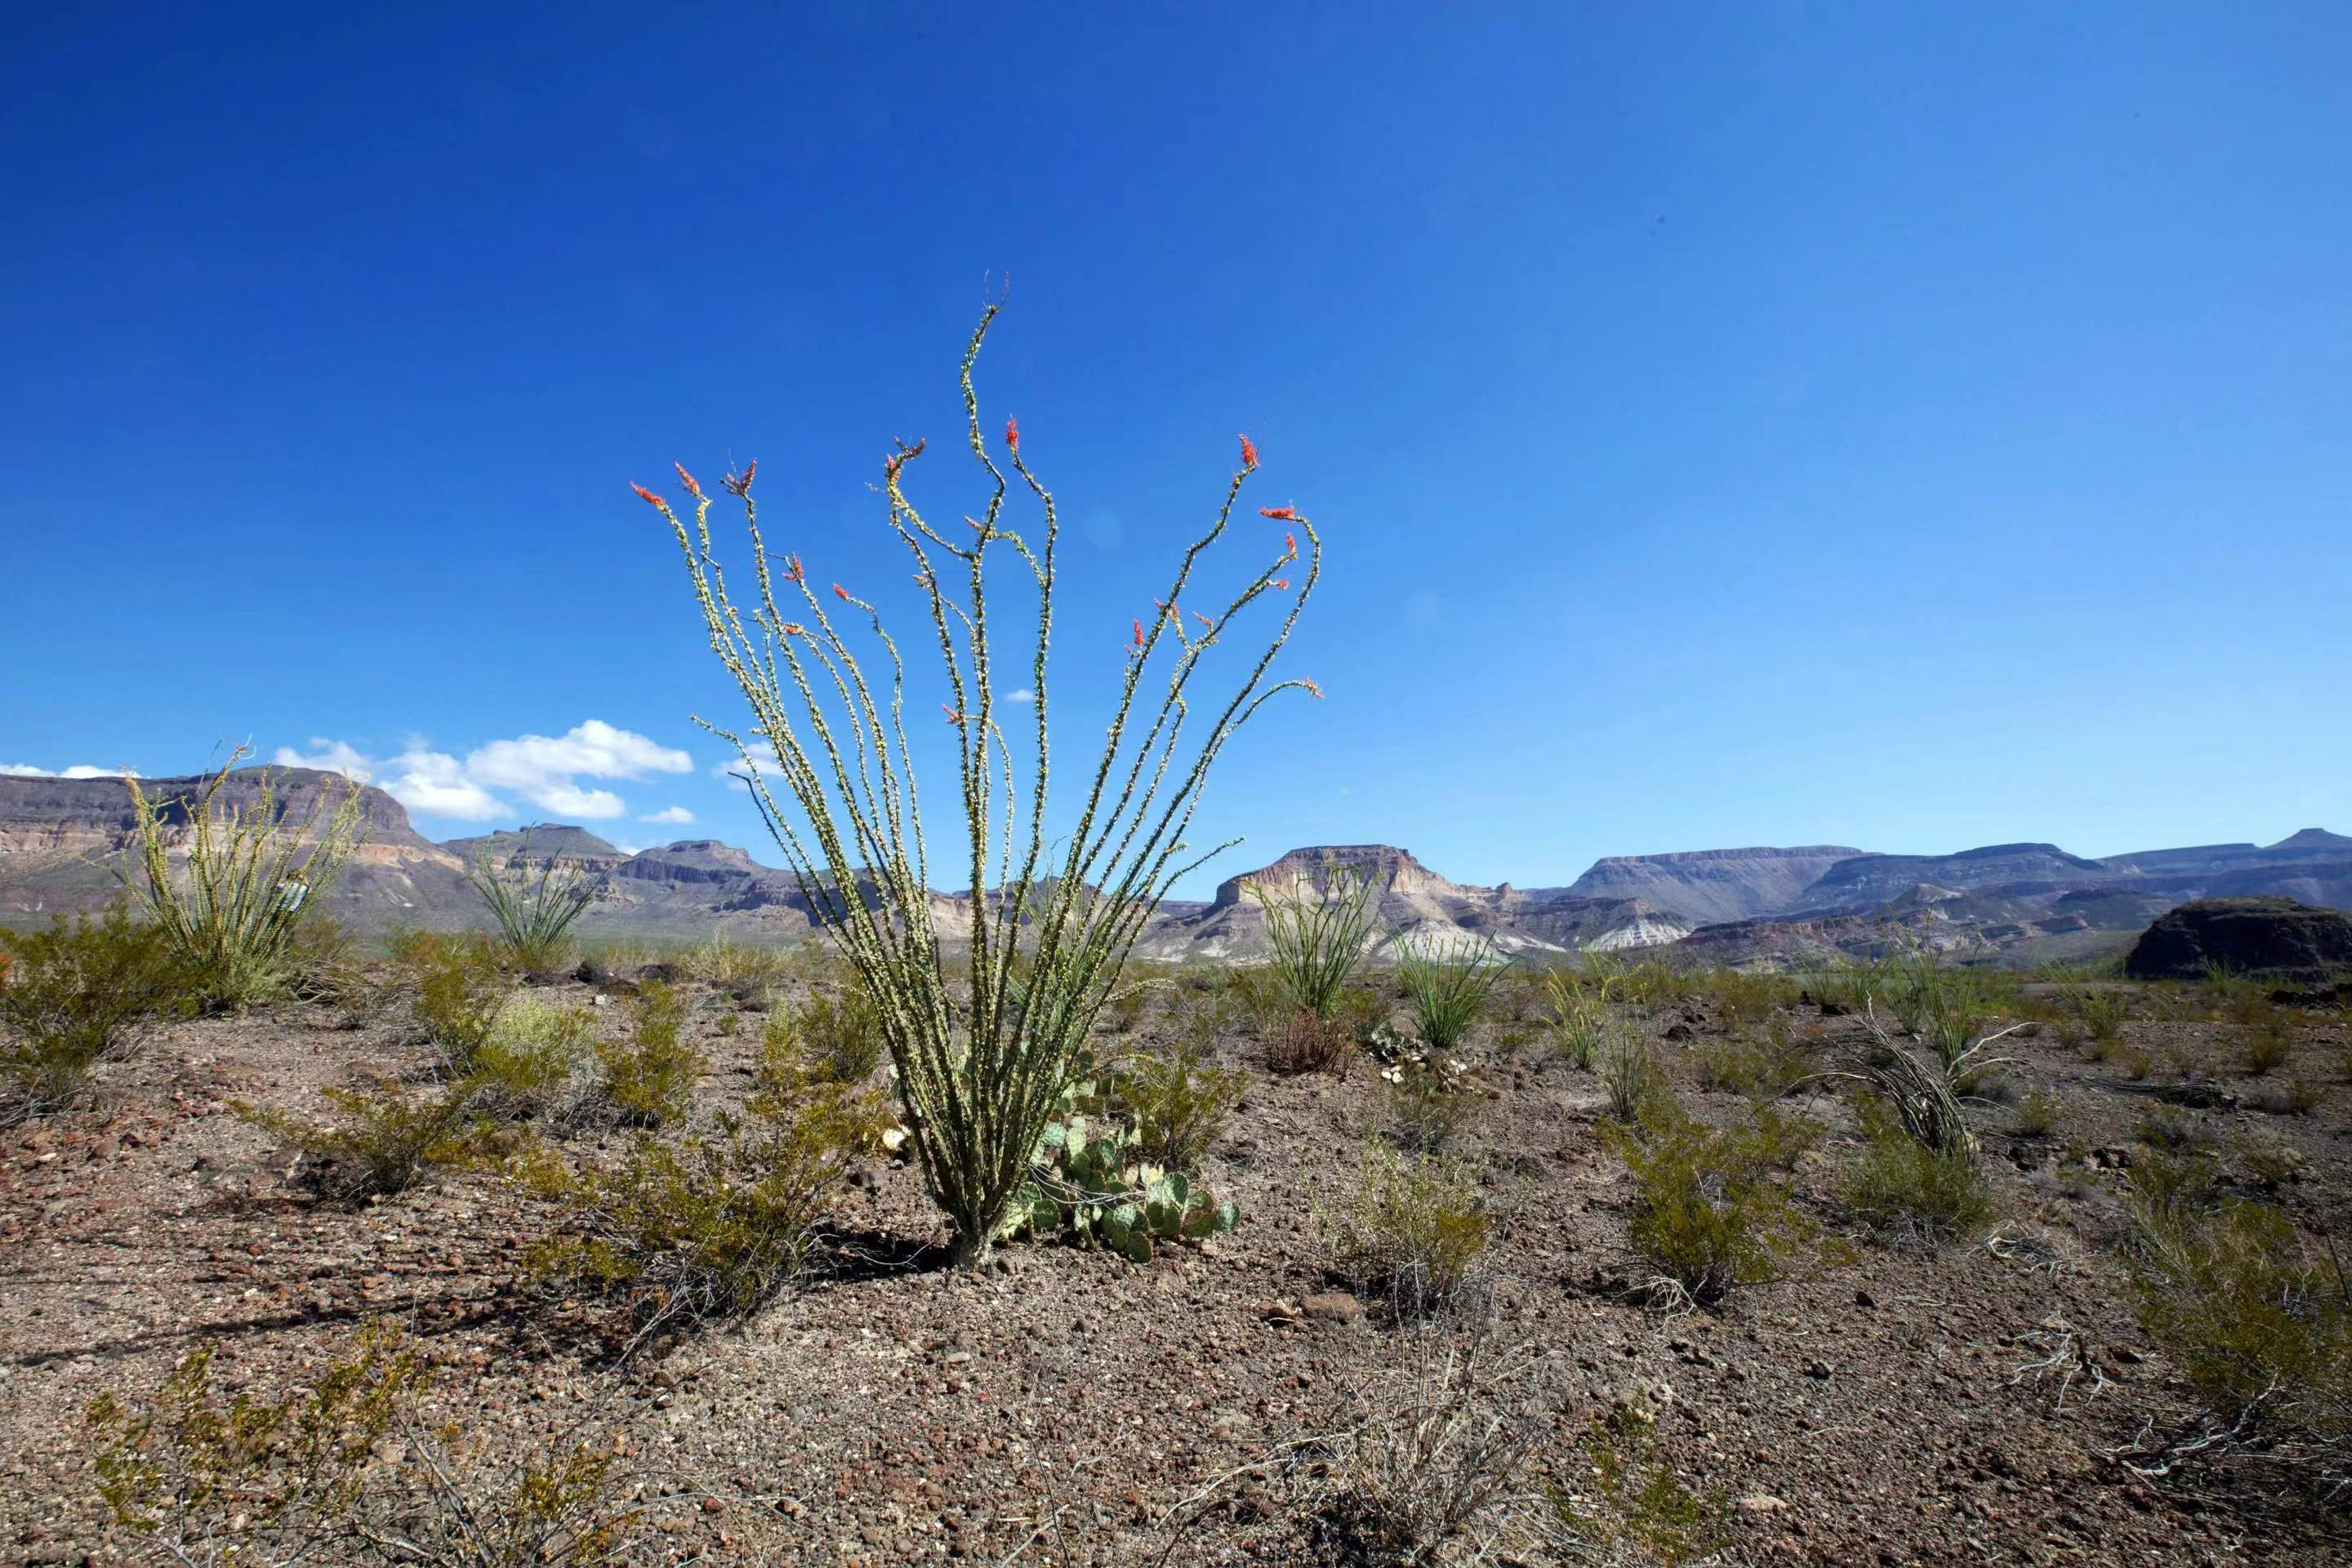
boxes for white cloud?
[272,721,694,824]
[2,763,137,778]
[711,738,782,786]
[273,739,376,782]
[383,748,508,821]
[640,805,696,825]
[1004,688,1036,705]
[465,720,690,819]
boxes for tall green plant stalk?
[1251,862,1379,1019]
[466,831,597,972]
[126,749,368,1009]
[647,305,1322,1263]
[1396,930,1514,1054]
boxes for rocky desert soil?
[2,959,2346,1566]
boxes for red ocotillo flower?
[780,554,804,584]
[1258,506,1296,521]
[1239,433,1258,470]
[941,703,964,725]
[1131,617,1144,648]
[1272,579,1290,590]
[780,621,804,636]
[1005,416,1020,453]
[1301,677,1325,699]
[1193,611,1213,631]
[833,583,850,601]
[631,483,666,509]
[673,463,704,500]
[1285,532,1296,556]
[724,460,758,497]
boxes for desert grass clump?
[524,1036,887,1327]
[586,980,700,1126]
[1396,931,1513,1056]
[683,933,794,996]
[1113,1035,1248,1171]
[466,835,596,974]
[1604,1102,1815,1307]
[0,903,190,1122]
[653,306,1322,1263]
[1254,862,1380,1021]
[87,1325,635,1566]
[1540,970,1611,1071]
[2060,982,2128,1046]
[2231,994,2296,1075]
[2009,1087,2060,1138]
[1267,1006,1358,1076]
[1316,1142,1493,1321]
[127,751,368,1010]
[1549,1406,1730,1567]
[1841,1101,1996,1246]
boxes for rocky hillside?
[5,769,2348,966]
[1560,844,1866,924]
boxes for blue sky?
[3,2,2346,893]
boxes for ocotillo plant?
[1252,862,1379,1020]
[646,305,1321,1263]
[465,831,597,973]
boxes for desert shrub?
[1316,1142,1492,1320]
[1224,964,1295,1036]
[467,996,598,1120]
[524,1031,887,1322]
[2009,1088,2059,1138]
[1841,1102,1995,1245]
[1113,1035,1248,1170]
[1541,974,1609,1071]
[392,929,509,1074]
[653,313,1324,1263]
[1254,863,1380,1020]
[127,751,368,1010]
[281,914,384,1018]
[2125,1188,2352,1486]
[1396,931,1512,1055]
[1617,956,1695,1011]
[87,1325,634,1566]
[1331,980,1392,1040]
[2235,1136,2308,1192]
[769,984,885,1085]
[0,903,190,1121]
[1740,1099,1827,1173]
[683,934,792,996]
[2234,998,2296,1075]
[2136,1103,2221,1157]
[247,1073,484,1200]
[1597,1021,1666,1125]
[1550,1406,1729,1567]
[1603,1103,1813,1306]
[1688,1019,1822,1100]
[466,836,596,973]
[1267,1007,1356,1076]
[1699,967,1787,1031]
[586,980,699,1126]
[1379,1054,1480,1154]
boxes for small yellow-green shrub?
[588,980,700,1125]
[1604,1102,1815,1306]
[1315,1142,1491,1320]
[0,902,191,1121]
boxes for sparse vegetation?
[1597,1019,1666,1125]
[1254,862,1380,1021]
[466,995,598,1120]
[768,983,885,1086]
[0,902,189,1122]
[1604,1102,1815,1306]
[126,751,368,1009]
[86,1325,635,1565]
[1842,1101,1996,1245]
[243,1071,483,1200]
[1113,1034,1248,1170]
[586,979,699,1126]
[393,929,510,1075]
[1396,930,1512,1055]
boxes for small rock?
[1738,1494,1788,1514]
[1301,1292,1364,1324]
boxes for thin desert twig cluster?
[645,303,1322,1260]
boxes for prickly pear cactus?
[999,1102,1239,1259]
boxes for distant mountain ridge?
[2,768,2346,967]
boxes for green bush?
[1841,1102,1995,1245]
[1550,1410,1730,1567]
[1315,1142,1491,1320]
[683,934,792,996]
[1604,1103,1813,1305]
[586,980,700,1126]
[0,903,190,1121]
[1598,1021,1666,1125]
[243,1074,482,1200]
[1252,864,1379,1020]
[1113,1035,1248,1170]
[391,929,509,1074]
[2061,982,2128,1045]
[524,1027,887,1322]
[468,996,598,1120]
[771,985,885,1086]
